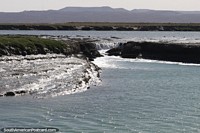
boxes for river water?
[0,31,200,133]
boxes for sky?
[0,0,200,12]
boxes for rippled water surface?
[1,31,200,133]
[1,30,200,43]
[1,55,200,132]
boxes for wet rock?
[81,27,92,30]
[80,42,102,60]
[121,42,141,58]
[4,92,15,96]
[106,47,121,56]
[15,90,27,95]
[22,51,27,56]
[0,49,9,56]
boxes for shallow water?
[1,55,200,133]
[0,54,100,98]
[1,31,200,132]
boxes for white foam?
[93,53,200,69]
[123,58,200,66]
[0,68,5,72]
[93,56,119,69]
[96,36,200,47]
[0,54,101,98]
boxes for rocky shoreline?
[1,23,200,31]
[0,36,102,98]
[0,35,102,61]
[107,41,200,64]
[2,35,200,97]
[0,54,101,98]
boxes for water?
[1,30,200,43]
[1,31,200,133]
[0,54,100,98]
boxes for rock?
[0,49,9,55]
[115,27,133,31]
[15,90,27,95]
[121,42,141,58]
[80,41,102,60]
[93,26,114,31]
[22,51,27,56]
[4,92,15,96]
[106,47,121,56]
[107,41,200,63]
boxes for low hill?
[1,7,200,23]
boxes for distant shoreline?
[1,22,200,31]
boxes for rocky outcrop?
[0,36,102,98]
[107,41,200,63]
[4,92,15,96]
[0,90,28,97]
[0,36,102,60]
[79,41,102,61]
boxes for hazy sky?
[1,0,200,12]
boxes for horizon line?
[1,6,200,13]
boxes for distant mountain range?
[1,6,200,23]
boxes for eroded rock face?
[107,41,200,63]
[79,42,102,61]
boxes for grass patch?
[0,35,78,56]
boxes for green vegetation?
[1,22,200,31]
[0,35,101,60]
[0,36,79,56]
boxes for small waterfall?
[95,42,119,50]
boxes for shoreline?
[1,23,200,31]
[0,35,102,61]
[0,35,102,98]
[107,41,200,64]
[0,54,101,98]
[1,34,200,97]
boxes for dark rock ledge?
[0,90,27,97]
[107,41,200,64]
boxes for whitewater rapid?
[0,54,101,98]
[1,32,200,98]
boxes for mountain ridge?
[1,6,200,23]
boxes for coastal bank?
[0,35,101,97]
[107,41,200,64]
[1,23,200,31]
